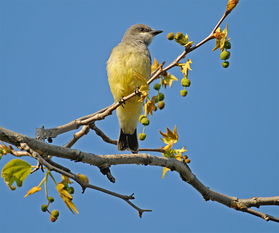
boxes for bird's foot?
[135,87,141,96]
[119,97,126,106]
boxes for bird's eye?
[139,27,149,32]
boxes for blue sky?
[0,0,278,232]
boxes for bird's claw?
[119,97,126,106]
[135,87,141,96]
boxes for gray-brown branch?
[1,127,278,223]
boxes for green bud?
[158,101,165,110]
[41,204,48,212]
[181,78,191,87]
[157,92,165,101]
[154,95,159,103]
[222,61,230,68]
[220,50,231,60]
[138,133,146,141]
[167,32,175,40]
[51,210,59,218]
[140,117,150,126]
[224,40,231,49]
[48,196,55,203]
[174,32,188,46]
[175,32,184,40]
[138,115,146,122]
[153,83,161,91]
[180,89,188,97]
[68,187,74,194]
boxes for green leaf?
[1,159,32,190]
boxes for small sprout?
[48,196,55,203]
[157,92,165,101]
[180,89,188,97]
[138,133,146,141]
[181,78,191,87]
[153,83,161,91]
[140,117,150,126]
[222,61,230,68]
[167,32,175,40]
[226,0,239,14]
[68,187,75,194]
[220,50,230,60]
[41,204,48,212]
[158,101,165,110]
[51,210,59,218]
[224,40,231,49]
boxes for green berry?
[222,61,230,68]
[158,101,165,110]
[175,32,184,40]
[180,89,188,97]
[181,78,191,87]
[220,50,231,60]
[41,204,48,212]
[68,187,74,194]
[167,32,175,40]
[153,83,161,91]
[154,95,159,103]
[138,115,146,122]
[140,117,150,126]
[48,196,55,203]
[224,40,231,49]
[138,133,146,141]
[17,181,22,187]
[51,210,59,218]
[157,92,165,101]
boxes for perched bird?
[107,24,162,153]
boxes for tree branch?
[1,127,278,223]
[35,9,230,141]
[18,142,150,217]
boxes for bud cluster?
[220,40,231,68]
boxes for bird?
[107,24,163,153]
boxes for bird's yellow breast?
[107,44,151,101]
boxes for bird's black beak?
[151,29,163,36]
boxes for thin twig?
[90,123,117,145]
[64,125,90,148]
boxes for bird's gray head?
[121,24,163,46]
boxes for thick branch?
[1,127,278,223]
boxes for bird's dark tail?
[118,129,138,153]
